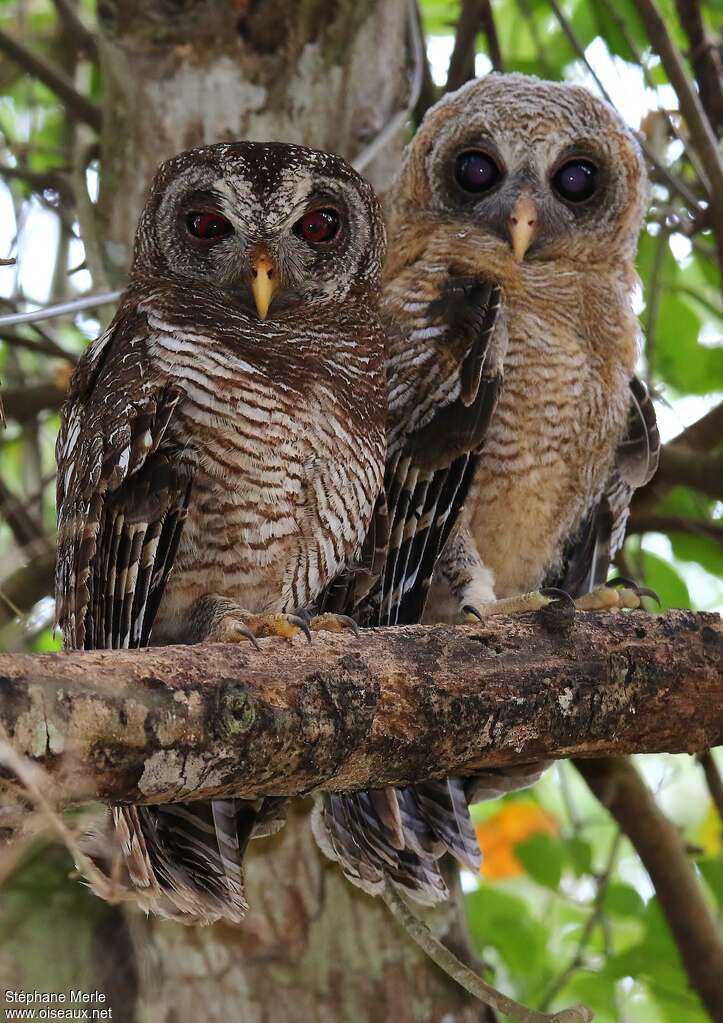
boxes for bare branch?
[0,610,719,806]
[0,478,50,552]
[0,381,66,422]
[632,0,723,265]
[0,327,77,361]
[673,0,723,137]
[446,0,502,92]
[698,751,723,823]
[51,0,99,62]
[0,29,101,131]
[577,756,723,1023]
[627,514,723,543]
[383,883,591,1023]
[0,551,55,628]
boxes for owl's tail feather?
[312,779,480,904]
[81,798,264,925]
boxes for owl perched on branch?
[314,74,661,892]
[55,141,388,925]
[384,73,659,624]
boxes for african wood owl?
[341,73,660,823]
[55,141,388,925]
[383,73,659,628]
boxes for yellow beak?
[509,193,538,262]
[251,247,277,320]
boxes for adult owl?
[55,140,388,925]
[313,74,660,891]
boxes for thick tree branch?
[577,756,723,1023]
[0,29,101,130]
[631,401,723,515]
[0,610,719,806]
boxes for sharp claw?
[607,576,660,606]
[606,576,635,590]
[463,604,484,622]
[334,614,360,637]
[539,587,576,610]
[232,623,260,650]
[286,614,312,643]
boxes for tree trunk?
[74,4,483,1021]
[96,0,409,281]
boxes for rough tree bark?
[96,0,410,281]
[1,611,720,803]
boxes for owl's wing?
[55,307,190,651]
[315,276,501,904]
[549,376,660,596]
[371,275,503,627]
[55,305,255,926]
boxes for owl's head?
[392,73,648,264]
[132,141,386,319]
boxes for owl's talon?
[309,612,360,637]
[285,613,313,643]
[231,623,261,650]
[606,577,660,606]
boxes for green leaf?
[566,836,593,877]
[697,858,723,907]
[515,833,564,889]
[639,550,691,610]
[655,295,723,395]
[669,533,723,578]
[465,885,551,978]
[602,881,645,917]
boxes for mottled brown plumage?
[378,74,659,807]
[56,141,387,924]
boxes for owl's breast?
[468,291,633,597]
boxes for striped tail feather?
[314,781,480,904]
[106,798,259,925]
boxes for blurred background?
[0,2,721,1021]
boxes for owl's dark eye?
[552,160,598,202]
[186,211,233,242]
[293,208,340,245]
[455,151,501,194]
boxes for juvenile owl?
[313,75,661,890]
[384,73,659,627]
[55,141,387,925]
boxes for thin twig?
[539,832,622,1011]
[673,0,723,138]
[50,0,99,62]
[632,0,723,266]
[627,515,723,544]
[698,752,723,823]
[446,0,502,92]
[0,327,77,361]
[0,28,100,130]
[0,736,118,903]
[0,291,121,327]
[545,0,701,213]
[382,882,593,1023]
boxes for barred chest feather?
[145,317,384,642]
[466,261,636,597]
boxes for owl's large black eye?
[455,151,501,194]
[552,160,598,203]
[186,211,233,242]
[293,208,340,245]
